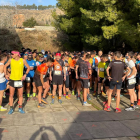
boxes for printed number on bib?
[54,71,61,75]
[14,81,23,87]
[43,75,45,78]
[26,77,30,82]
[100,68,104,72]
[128,78,136,85]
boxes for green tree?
[23,17,38,28]
[52,0,140,51]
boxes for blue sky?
[0,0,57,6]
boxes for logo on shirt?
[32,63,34,65]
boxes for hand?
[49,76,52,81]
[64,76,66,81]
[5,75,9,80]
[98,76,100,81]
[76,75,79,80]
[122,76,126,82]
[21,74,26,81]
[30,67,34,70]
[43,84,45,89]
[108,76,112,81]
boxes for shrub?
[23,17,38,28]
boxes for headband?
[56,53,61,57]
[11,51,21,57]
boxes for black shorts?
[71,69,76,79]
[109,81,122,90]
[98,77,104,83]
[104,79,110,87]
[53,75,63,85]
[93,70,97,78]
[80,79,89,89]
[33,74,42,87]
[9,80,23,88]
[136,77,140,85]
[25,77,34,83]
[127,78,136,89]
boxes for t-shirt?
[53,59,64,76]
[79,60,91,79]
[36,61,41,66]
[127,60,136,79]
[98,62,106,78]
[109,60,127,82]
[76,58,83,77]
[95,56,101,71]
[26,60,36,78]
[37,63,49,75]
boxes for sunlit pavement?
[0,93,140,140]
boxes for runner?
[105,51,131,113]
[25,53,37,100]
[78,54,92,106]
[33,57,54,108]
[50,52,66,104]
[0,54,8,111]
[4,49,30,114]
[125,51,138,111]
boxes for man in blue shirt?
[25,53,37,100]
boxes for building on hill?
[13,14,25,28]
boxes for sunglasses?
[11,53,14,55]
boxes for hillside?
[0,8,68,52]
[0,8,63,27]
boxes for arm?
[4,59,11,79]
[128,66,137,78]
[22,59,30,80]
[63,66,66,81]
[75,65,79,79]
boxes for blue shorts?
[0,80,8,91]
[109,81,122,90]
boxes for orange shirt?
[69,59,76,68]
[37,63,48,75]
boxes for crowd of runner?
[0,48,140,114]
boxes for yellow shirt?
[98,62,106,78]
[89,58,93,65]
[10,58,24,80]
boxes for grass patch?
[87,100,102,111]
[136,136,140,139]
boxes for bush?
[23,17,38,28]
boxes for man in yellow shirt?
[97,54,108,97]
[4,49,30,114]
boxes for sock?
[10,106,13,109]
[33,93,36,97]
[138,99,140,102]
[64,93,66,96]
[130,103,134,107]
[107,106,110,109]
[116,108,119,110]
[134,101,137,105]
[59,96,61,100]
[52,96,55,99]
[66,92,68,95]
[19,105,22,108]
[27,93,30,98]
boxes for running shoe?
[103,101,108,107]
[97,94,100,98]
[83,102,91,106]
[77,96,80,100]
[30,95,32,98]
[68,94,71,97]
[41,98,48,104]
[19,108,25,114]
[27,97,30,101]
[58,99,62,104]
[87,95,91,100]
[3,92,6,98]
[63,94,66,97]
[8,108,14,114]
[134,105,139,109]
[102,92,106,97]
[66,95,71,100]
[93,91,96,96]
[112,97,115,101]
[125,107,135,111]
[38,103,46,108]
[0,106,7,111]
[72,90,75,95]
[115,108,122,113]
[104,107,111,112]
[51,99,55,104]
[137,101,140,106]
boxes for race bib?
[54,70,61,75]
[128,78,136,85]
[14,81,23,88]
[26,77,30,82]
[43,75,45,78]
[100,68,104,72]
[88,82,90,88]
